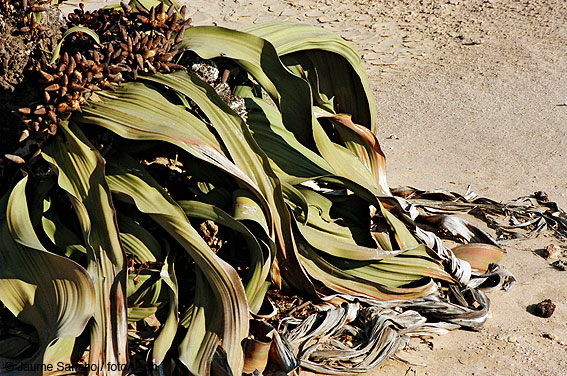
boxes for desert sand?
[62,1,567,375]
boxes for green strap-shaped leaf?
[312,117,382,195]
[79,82,267,217]
[178,200,273,313]
[141,72,277,229]
[152,252,179,366]
[330,114,390,195]
[1,176,95,373]
[42,121,128,373]
[245,96,333,183]
[118,213,163,263]
[125,263,165,323]
[42,197,87,258]
[285,186,451,290]
[141,71,316,294]
[232,189,270,237]
[297,240,442,301]
[180,26,315,146]
[127,270,163,307]
[178,268,222,375]
[284,55,336,114]
[105,153,248,374]
[242,22,377,133]
[325,246,453,286]
[290,188,406,260]
[50,26,100,64]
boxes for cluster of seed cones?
[7,1,191,164]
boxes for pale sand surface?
[64,1,567,375]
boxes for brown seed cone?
[121,2,133,14]
[56,103,69,113]
[120,24,128,40]
[111,48,123,60]
[175,26,186,44]
[45,83,60,91]
[137,14,149,24]
[48,123,58,135]
[19,130,30,142]
[159,63,170,73]
[146,61,157,74]
[39,71,56,82]
[48,111,57,123]
[70,83,86,92]
[143,49,157,59]
[108,65,123,74]
[73,71,83,82]
[12,0,192,140]
[135,54,144,70]
[34,107,47,115]
[5,154,26,164]
[66,58,77,75]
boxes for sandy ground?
[64,1,567,375]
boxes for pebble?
[543,244,561,260]
[534,299,556,318]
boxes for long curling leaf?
[1,175,95,373]
[178,268,222,375]
[50,26,100,64]
[245,96,333,183]
[242,22,377,133]
[297,240,439,300]
[117,213,163,263]
[152,252,179,366]
[105,153,248,375]
[140,72,276,231]
[290,188,406,260]
[180,26,315,146]
[330,114,390,194]
[141,71,316,294]
[42,121,128,374]
[178,200,273,313]
[79,82,267,217]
